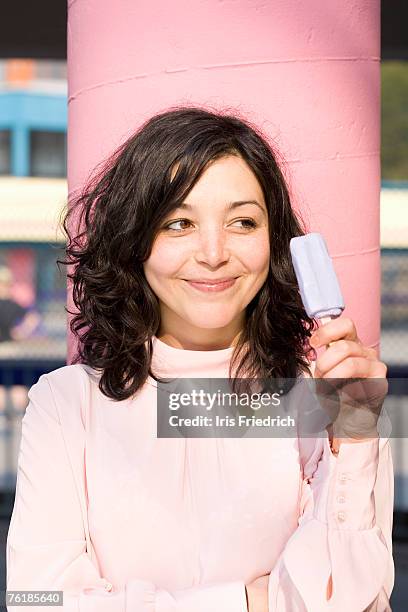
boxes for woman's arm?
[245,433,394,611]
[7,372,248,611]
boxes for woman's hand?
[245,574,269,612]
[309,316,388,445]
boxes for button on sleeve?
[327,437,380,530]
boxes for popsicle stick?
[319,315,336,348]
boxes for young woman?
[6,106,394,611]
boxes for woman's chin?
[182,315,239,331]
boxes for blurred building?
[380,181,408,520]
[0,59,67,374]
[381,182,408,368]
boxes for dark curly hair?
[57,105,318,401]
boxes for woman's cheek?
[240,232,270,273]
[144,239,184,279]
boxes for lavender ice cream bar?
[290,232,345,319]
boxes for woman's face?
[143,154,270,349]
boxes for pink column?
[67,0,381,363]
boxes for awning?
[0,176,67,242]
[380,187,408,248]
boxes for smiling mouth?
[183,278,239,292]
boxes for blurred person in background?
[0,266,40,343]
[0,265,41,412]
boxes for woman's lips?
[184,278,238,292]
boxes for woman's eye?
[232,219,258,229]
[163,219,193,232]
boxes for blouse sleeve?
[267,431,394,611]
[6,372,248,612]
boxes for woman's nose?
[194,228,231,267]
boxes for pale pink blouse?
[6,336,394,611]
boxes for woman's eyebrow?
[178,200,265,212]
